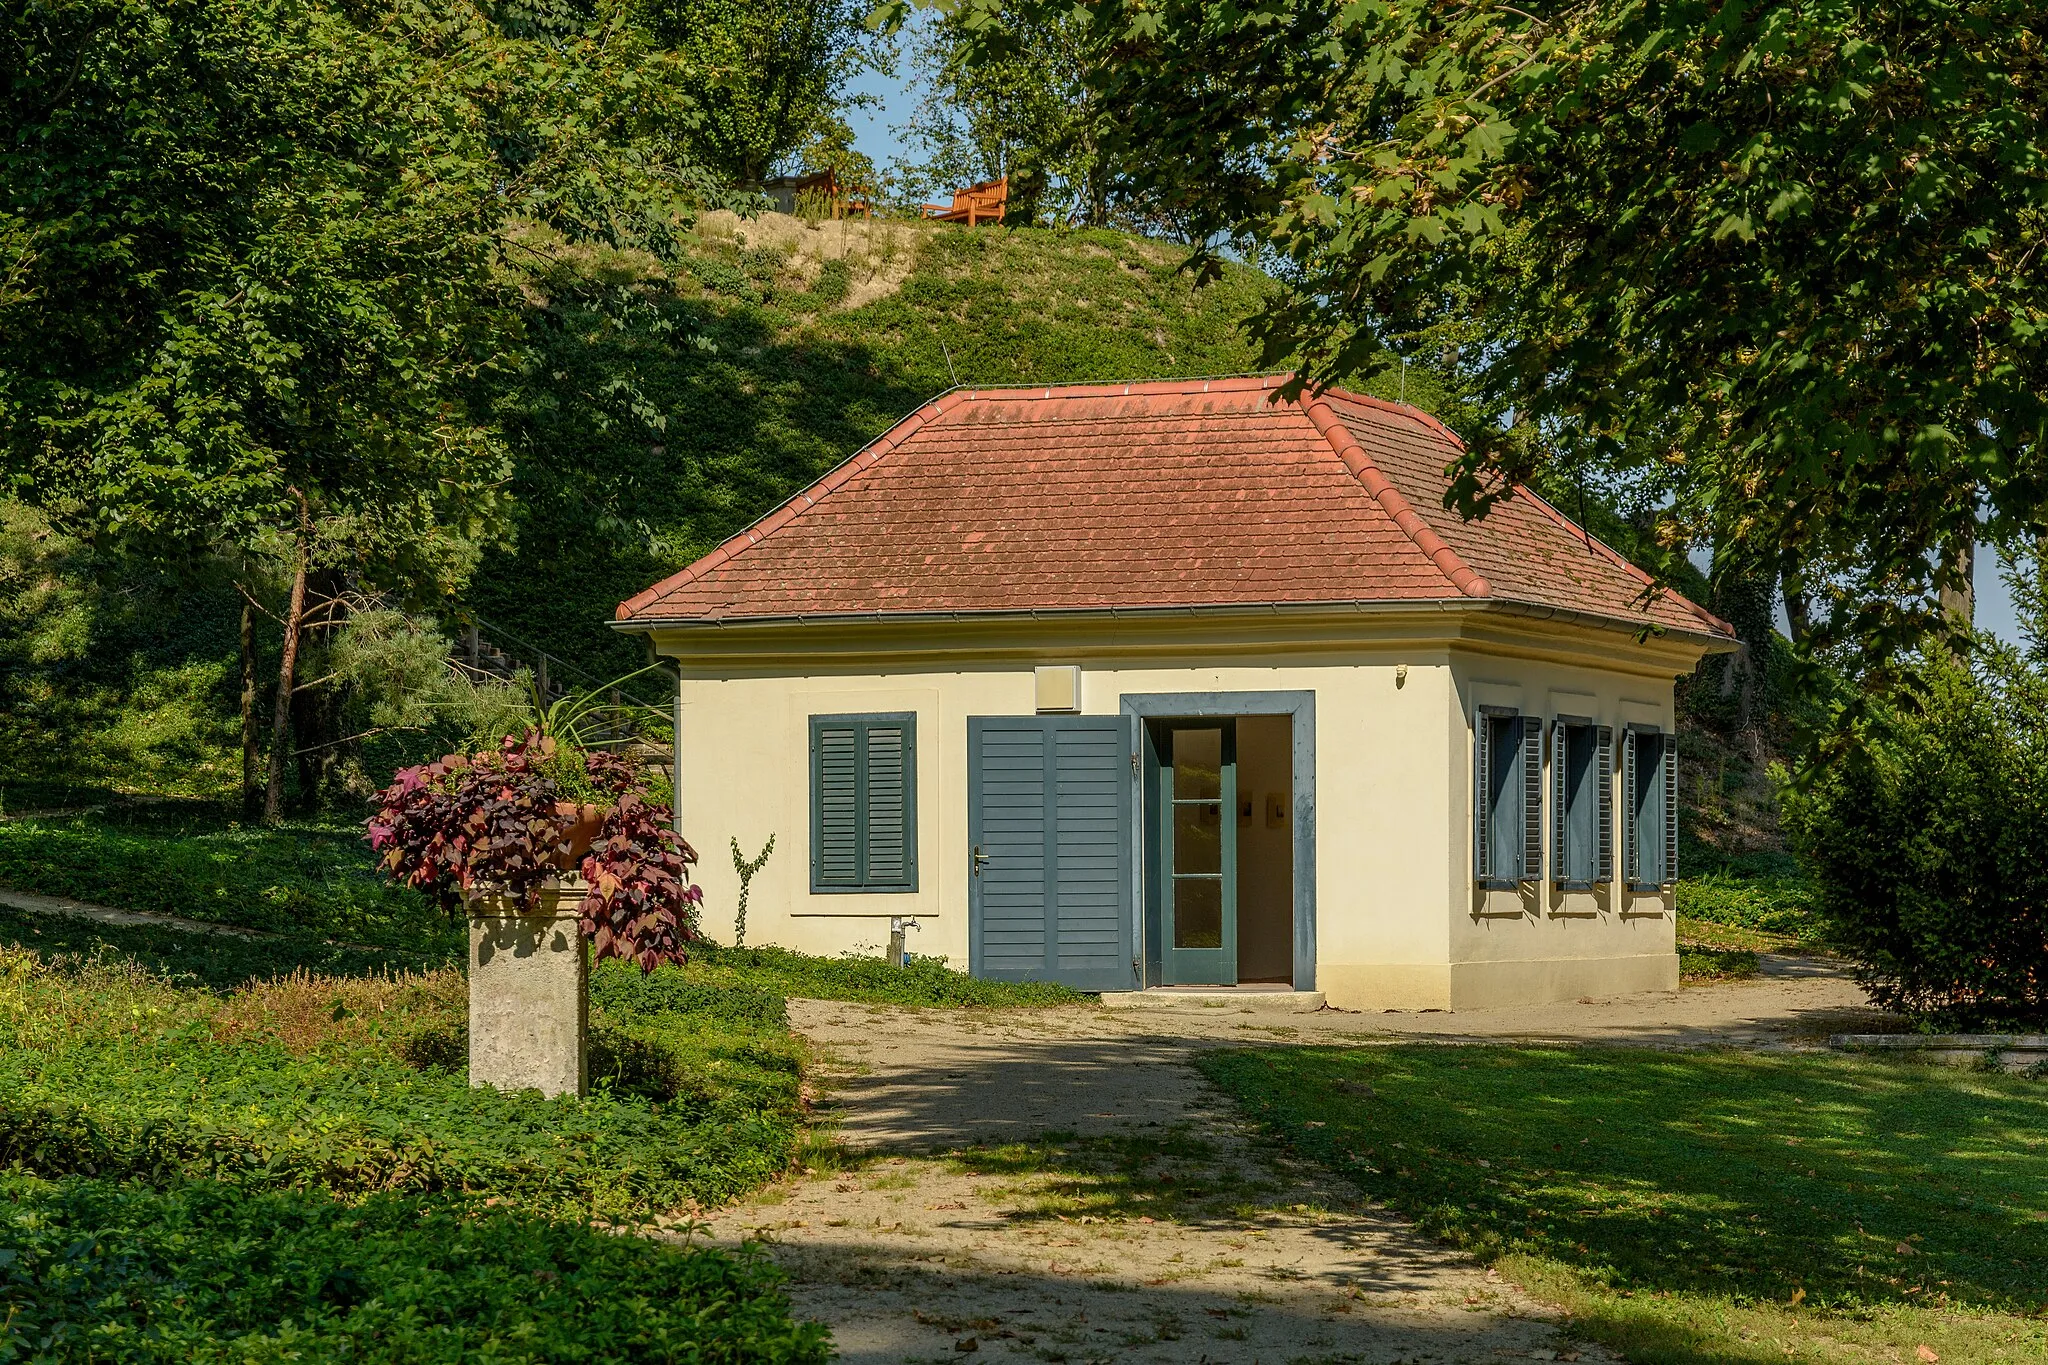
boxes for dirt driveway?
[692,959,1875,1364]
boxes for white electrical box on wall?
[1033,664,1081,713]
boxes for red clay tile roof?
[616,376,1732,639]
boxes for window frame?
[808,711,919,894]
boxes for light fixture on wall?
[1395,664,1409,688]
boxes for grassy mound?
[684,941,1086,1008]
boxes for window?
[1622,726,1677,891]
[1551,718,1614,889]
[1473,708,1541,887]
[810,713,917,893]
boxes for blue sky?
[834,54,2026,646]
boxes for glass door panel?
[1160,722,1236,984]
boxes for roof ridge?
[1301,393,1492,600]
[1512,484,1738,637]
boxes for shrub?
[1782,647,2048,1027]
[0,1173,830,1364]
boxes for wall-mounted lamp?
[1395,664,1410,689]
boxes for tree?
[1,0,721,818]
[948,0,2048,669]
[657,0,887,186]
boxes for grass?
[681,941,1086,1009]
[1199,1044,2048,1364]
[0,1173,828,1363]
[1677,941,1761,983]
[0,806,456,951]
[0,941,805,1222]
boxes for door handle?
[972,845,991,877]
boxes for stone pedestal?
[467,879,587,1098]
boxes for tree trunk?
[1781,568,1812,647]
[240,597,261,820]
[1938,525,1976,630]
[263,490,311,824]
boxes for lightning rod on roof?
[941,338,960,388]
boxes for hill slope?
[470,216,1284,678]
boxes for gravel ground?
[689,961,1875,1363]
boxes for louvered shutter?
[1520,715,1543,883]
[864,723,910,886]
[813,721,860,886]
[810,714,916,891]
[1662,733,1679,888]
[1594,725,1614,884]
[1621,727,1638,887]
[1472,710,1493,882]
[1551,721,1568,885]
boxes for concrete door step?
[1099,988,1326,1013]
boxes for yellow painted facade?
[639,604,1720,1010]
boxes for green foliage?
[662,0,884,185]
[1674,853,1826,946]
[1783,647,2048,1027]
[0,906,447,991]
[1675,942,1757,982]
[681,941,1085,1008]
[0,504,242,799]
[990,0,2048,665]
[0,809,457,951]
[0,1173,829,1363]
[1201,1045,2048,1362]
[0,937,804,1222]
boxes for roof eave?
[611,596,1738,652]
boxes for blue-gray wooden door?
[967,715,1138,992]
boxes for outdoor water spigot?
[887,916,921,967]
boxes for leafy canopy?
[0,0,720,593]
[946,0,2048,662]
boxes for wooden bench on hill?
[922,177,1008,226]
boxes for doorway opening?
[1146,714,1295,987]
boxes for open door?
[1156,721,1238,985]
[967,714,1139,991]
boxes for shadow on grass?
[1197,1045,2048,1317]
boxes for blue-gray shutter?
[814,721,860,887]
[864,722,910,886]
[1520,715,1543,882]
[1621,727,1638,886]
[810,714,916,891]
[1473,709,1494,882]
[1595,725,1614,883]
[1662,733,1679,888]
[1551,721,1568,884]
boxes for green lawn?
[0,913,827,1361]
[1199,1045,2048,1364]
[0,807,456,951]
[682,941,1085,1009]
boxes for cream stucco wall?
[649,607,1710,1010]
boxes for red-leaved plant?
[367,731,703,971]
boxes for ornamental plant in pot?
[367,729,702,1097]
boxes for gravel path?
[692,964,1877,1364]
